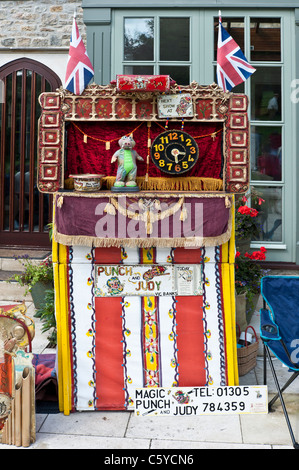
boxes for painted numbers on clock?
[151,130,199,175]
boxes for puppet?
[111,135,144,191]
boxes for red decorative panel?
[224,93,249,193]
[228,130,247,147]
[116,74,170,92]
[230,95,248,111]
[38,92,63,192]
[74,98,93,119]
[230,149,247,165]
[229,166,247,182]
[42,129,60,145]
[229,114,247,129]
[115,98,132,119]
[40,94,60,109]
[41,112,60,127]
[95,99,112,118]
[196,99,213,119]
[41,165,58,180]
[40,147,60,163]
[135,100,153,119]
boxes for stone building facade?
[0,0,85,81]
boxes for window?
[122,15,191,85]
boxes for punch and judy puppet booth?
[37,77,249,415]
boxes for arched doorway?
[0,58,61,248]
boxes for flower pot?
[246,293,260,324]
[235,292,247,332]
[30,282,53,310]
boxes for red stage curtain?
[66,121,223,180]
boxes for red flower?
[237,205,258,217]
[235,251,241,258]
[244,249,266,261]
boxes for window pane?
[251,126,282,181]
[159,65,189,85]
[251,67,281,121]
[250,18,281,62]
[160,18,190,61]
[124,18,154,61]
[214,17,244,61]
[251,186,282,242]
[123,65,154,75]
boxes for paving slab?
[126,413,243,444]
[39,410,131,438]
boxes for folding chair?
[260,276,299,449]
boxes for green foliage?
[34,287,57,347]
[9,255,53,296]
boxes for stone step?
[0,249,51,272]
[0,277,32,302]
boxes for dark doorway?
[0,58,61,248]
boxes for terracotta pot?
[235,292,247,332]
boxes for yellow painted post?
[57,243,72,415]
[222,195,239,385]
[228,197,239,384]
[53,259,64,412]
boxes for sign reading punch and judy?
[135,386,268,417]
[94,264,203,297]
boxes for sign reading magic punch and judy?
[94,264,203,297]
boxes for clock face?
[151,130,199,175]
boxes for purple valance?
[54,192,232,248]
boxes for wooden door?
[0,58,61,248]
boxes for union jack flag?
[65,17,94,95]
[217,15,255,92]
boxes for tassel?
[154,199,161,211]
[180,205,188,221]
[225,196,231,208]
[211,132,216,141]
[104,201,116,215]
[106,141,110,150]
[57,196,64,208]
[83,134,88,143]
[145,154,150,183]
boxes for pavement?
[1,252,299,450]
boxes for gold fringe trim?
[103,176,223,192]
[54,230,231,249]
[56,190,231,201]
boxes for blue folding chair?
[260,276,299,449]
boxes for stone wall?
[0,0,85,49]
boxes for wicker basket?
[237,325,259,376]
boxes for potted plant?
[235,192,264,253]
[9,254,54,309]
[235,247,268,326]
